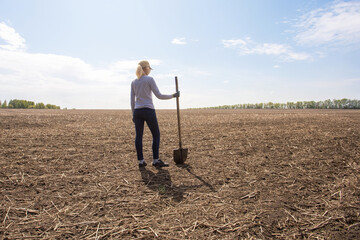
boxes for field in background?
[1,109,359,239]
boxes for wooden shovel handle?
[175,76,182,149]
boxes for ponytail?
[136,60,152,79]
[136,64,144,79]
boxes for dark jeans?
[133,108,160,160]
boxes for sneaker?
[139,161,147,167]
[152,160,169,167]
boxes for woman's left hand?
[173,91,180,98]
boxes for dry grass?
[0,109,359,239]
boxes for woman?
[131,60,179,167]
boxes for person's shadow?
[139,164,215,202]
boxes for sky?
[0,0,360,109]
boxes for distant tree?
[28,101,35,108]
[350,99,360,108]
[8,100,15,108]
[303,101,315,109]
[339,98,349,108]
[46,104,60,109]
[35,102,45,109]
[201,98,360,110]
[266,102,274,109]
[323,99,331,109]
[316,101,324,109]
[2,100,8,108]
[286,102,294,109]
[295,101,303,109]
[0,99,60,109]
[9,99,28,109]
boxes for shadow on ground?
[139,163,215,202]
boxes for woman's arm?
[149,77,174,100]
[130,82,135,112]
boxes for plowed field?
[1,109,359,239]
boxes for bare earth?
[0,109,359,239]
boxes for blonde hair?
[136,60,151,79]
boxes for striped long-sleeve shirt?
[131,75,173,112]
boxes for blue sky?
[1,0,360,109]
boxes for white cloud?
[221,39,247,48]
[251,43,289,55]
[0,22,163,109]
[171,37,187,45]
[0,22,26,51]
[222,37,311,61]
[0,50,137,85]
[0,48,139,108]
[285,51,311,61]
[273,65,280,68]
[295,1,360,45]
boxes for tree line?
[0,99,60,109]
[200,98,360,110]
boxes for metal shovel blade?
[173,148,188,164]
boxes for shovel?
[173,76,188,164]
